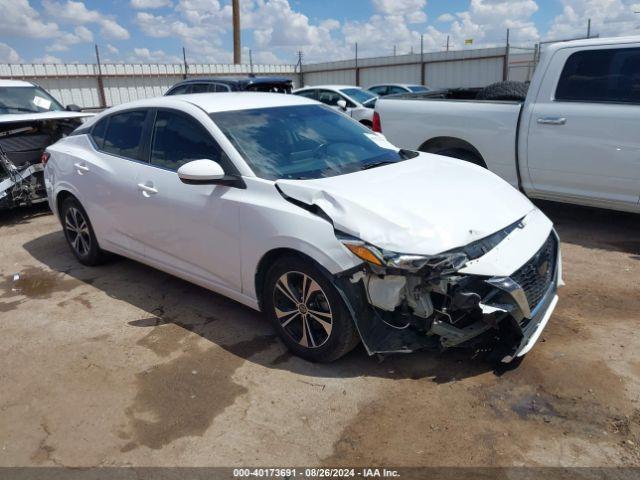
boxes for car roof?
[90,92,317,121]
[295,85,359,91]
[0,79,34,87]
[545,35,640,53]
[170,76,292,87]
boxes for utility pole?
[587,18,591,38]
[446,35,450,52]
[249,49,253,74]
[393,45,396,56]
[94,44,106,108]
[232,0,241,64]
[182,46,188,79]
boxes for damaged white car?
[45,93,561,363]
[0,80,92,210]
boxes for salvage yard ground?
[0,201,639,469]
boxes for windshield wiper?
[361,160,397,170]
[0,107,38,113]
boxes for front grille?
[511,233,557,312]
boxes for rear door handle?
[74,162,89,173]
[137,183,158,195]
[537,116,566,125]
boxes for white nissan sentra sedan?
[44,92,561,363]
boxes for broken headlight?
[338,234,468,274]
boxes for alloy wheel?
[272,271,333,348]
[65,207,91,257]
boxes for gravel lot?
[0,201,639,470]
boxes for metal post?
[94,44,106,108]
[503,28,510,81]
[297,51,304,88]
[182,46,188,79]
[393,45,396,56]
[446,35,450,52]
[232,0,241,64]
[355,42,359,86]
[587,18,591,38]
[249,49,253,74]
[420,34,425,85]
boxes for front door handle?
[74,162,89,173]
[137,183,158,196]
[537,116,566,125]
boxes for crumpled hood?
[276,153,536,255]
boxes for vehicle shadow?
[0,203,51,227]
[21,200,636,383]
[533,200,640,257]
[22,230,495,384]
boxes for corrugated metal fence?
[0,62,295,109]
[0,47,536,109]
[299,47,534,89]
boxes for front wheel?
[263,257,360,362]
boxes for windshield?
[212,105,409,180]
[408,85,430,93]
[340,88,376,105]
[0,86,65,114]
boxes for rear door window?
[295,89,318,100]
[167,84,189,95]
[555,47,640,104]
[150,110,224,172]
[190,83,209,94]
[102,110,148,160]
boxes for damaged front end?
[334,222,560,363]
[0,118,81,210]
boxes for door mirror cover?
[337,99,347,110]
[177,159,225,184]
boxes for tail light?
[372,111,381,133]
[40,152,51,165]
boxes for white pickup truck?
[375,36,640,213]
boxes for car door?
[133,108,242,292]
[525,45,640,210]
[81,109,152,256]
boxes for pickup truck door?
[525,45,640,210]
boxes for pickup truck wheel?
[435,148,486,168]
[263,257,360,362]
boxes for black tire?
[60,197,107,266]
[263,256,360,362]
[476,81,529,101]
[435,147,485,167]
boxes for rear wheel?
[60,197,107,266]
[263,257,360,362]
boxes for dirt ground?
[0,200,639,472]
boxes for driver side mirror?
[177,159,225,184]
[177,159,246,188]
[66,104,82,112]
[337,99,347,111]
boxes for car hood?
[0,111,94,124]
[276,153,536,255]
